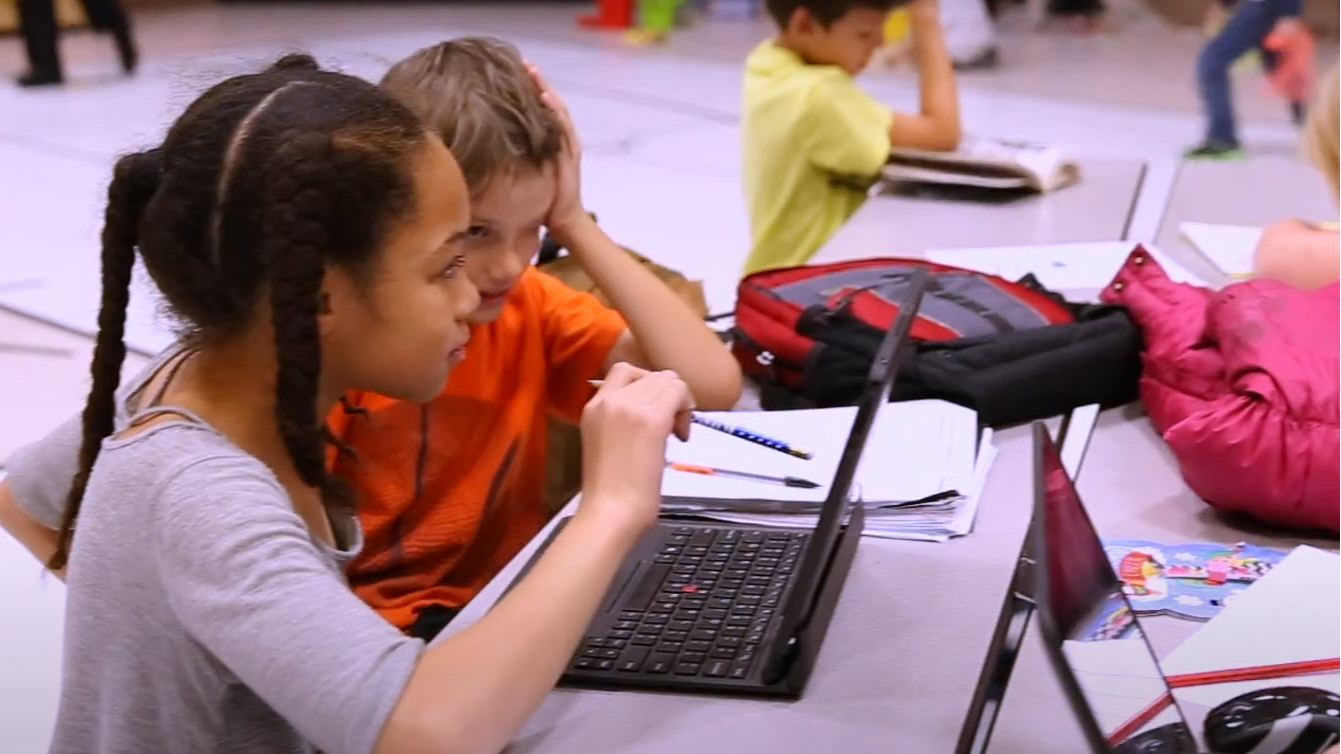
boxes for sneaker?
[623,28,668,46]
[1184,141,1245,160]
[15,67,63,88]
[953,47,999,72]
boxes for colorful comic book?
[1102,540,1288,621]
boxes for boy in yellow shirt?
[741,0,961,275]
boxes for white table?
[1154,156,1339,287]
[433,161,1336,750]
[439,408,1337,753]
[810,158,1147,265]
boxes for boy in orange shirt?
[334,38,742,640]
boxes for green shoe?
[1184,142,1245,161]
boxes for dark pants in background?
[17,0,131,73]
[1196,0,1303,146]
[1046,0,1103,17]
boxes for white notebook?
[1179,222,1262,278]
[1160,545,1340,709]
[661,401,978,506]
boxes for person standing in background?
[1186,0,1309,159]
[15,0,137,87]
[942,0,997,70]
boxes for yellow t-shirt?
[740,40,893,276]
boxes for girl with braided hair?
[0,55,693,754]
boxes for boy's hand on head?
[908,0,942,24]
[525,62,587,239]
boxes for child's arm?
[0,480,62,578]
[555,216,742,409]
[377,367,695,754]
[0,411,89,577]
[1252,219,1341,289]
[528,65,743,410]
[889,0,962,152]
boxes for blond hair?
[381,37,564,195]
[1305,64,1340,198]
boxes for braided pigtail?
[260,132,353,513]
[50,149,163,571]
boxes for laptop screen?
[764,267,929,672]
[1031,424,1197,753]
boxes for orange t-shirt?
[328,267,627,631]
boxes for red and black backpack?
[731,258,1142,426]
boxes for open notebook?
[883,136,1081,193]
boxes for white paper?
[1063,638,1177,738]
[927,241,1206,293]
[689,429,997,543]
[662,401,978,505]
[1160,546,1341,708]
[1180,221,1262,278]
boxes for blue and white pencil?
[587,379,813,460]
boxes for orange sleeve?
[529,267,628,424]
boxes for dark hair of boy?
[765,0,901,28]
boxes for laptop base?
[557,502,865,699]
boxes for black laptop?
[514,267,930,697]
[957,423,1199,754]
[961,424,1341,754]
[1032,423,1201,752]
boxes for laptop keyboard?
[571,526,808,681]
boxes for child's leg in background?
[1196,0,1282,147]
[941,0,998,68]
[626,0,681,44]
[642,0,679,34]
[16,0,62,76]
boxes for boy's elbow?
[693,358,743,411]
[932,121,962,152]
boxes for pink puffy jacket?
[1102,247,1339,533]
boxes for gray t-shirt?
[6,352,423,754]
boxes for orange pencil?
[666,462,820,489]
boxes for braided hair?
[48,54,429,571]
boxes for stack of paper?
[660,401,995,542]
